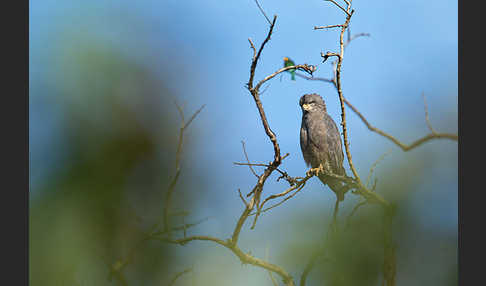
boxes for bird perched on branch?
[283,57,296,80]
[299,93,347,201]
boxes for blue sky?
[30,0,457,284]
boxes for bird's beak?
[302,104,311,111]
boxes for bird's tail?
[320,175,345,202]
[330,182,345,202]
[291,71,296,80]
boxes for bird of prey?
[283,57,296,80]
[299,93,347,201]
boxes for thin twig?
[234,162,269,167]
[241,141,259,178]
[253,0,272,25]
[244,15,290,233]
[248,16,277,91]
[314,24,344,30]
[250,178,308,217]
[344,33,371,49]
[266,245,279,286]
[163,170,181,238]
[331,9,362,185]
[300,250,322,286]
[331,198,340,232]
[365,149,392,187]
[163,104,205,237]
[168,268,193,286]
[422,92,437,134]
[151,217,211,236]
[343,97,458,151]
[248,38,257,59]
[383,207,397,286]
[238,189,249,207]
[320,52,340,63]
[345,200,367,228]
[252,183,307,215]
[255,64,316,91]
[184,105,206,129]
[295,72,458,151]
[326,0,351,16]
[159,234,296,286]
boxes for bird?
[283,57,296,80]
[299,93,347,201]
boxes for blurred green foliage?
[29,37,193,285]
[29,13,457,286]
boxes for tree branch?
[326,0,351,16]
[158,234,295,285]
[168,268,192,286]
[295,73,458,151]
[300,250,321,286]
[253,0,272,25]
[163,104,205,237]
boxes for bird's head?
[299,93,327,114]
[283,57,289,62]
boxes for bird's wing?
[300,120,311,167]
[284,59,295,67]
[323,113,345,175]
[305,113,329,162]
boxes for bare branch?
[331,198,340,232]
[152,217,211,236]
[324,8,363,186]
[294,73,334,83]
[422,92,437,134]
[238,189,249,207]
[159,235,229,247]
[234,159,298,187]
[241,141,259,178]
[345,200,367,228]
[246,17,284,176]
[169,210,190,217]
[326,0,351,16]
[255,64,316,91]
[266,246,279,286]
[253,183,306,215]
[184,104,206,129]
[344,33,371,49]
[248,15,277,91]
[300,247,327,286]
[253,0,272,25]
[365,149,392,188]
[295,71,458,151]
[163,169,181,237]
[168,268,192,286]
[248,38,257,60]
[320,51,340,63]
[314,24,344,30]
[234,162,270,167]
[159,234,296,286]
[383,207,397,286]
[343,97,458,151]
[164,104,205,237]
[174,100,185,123]
[259,176,309,208]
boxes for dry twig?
[163,103,206,238]
[241,141,259,178]
[168,268,192,286]
[254,0,272,25]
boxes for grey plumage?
[299,93,346,201]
